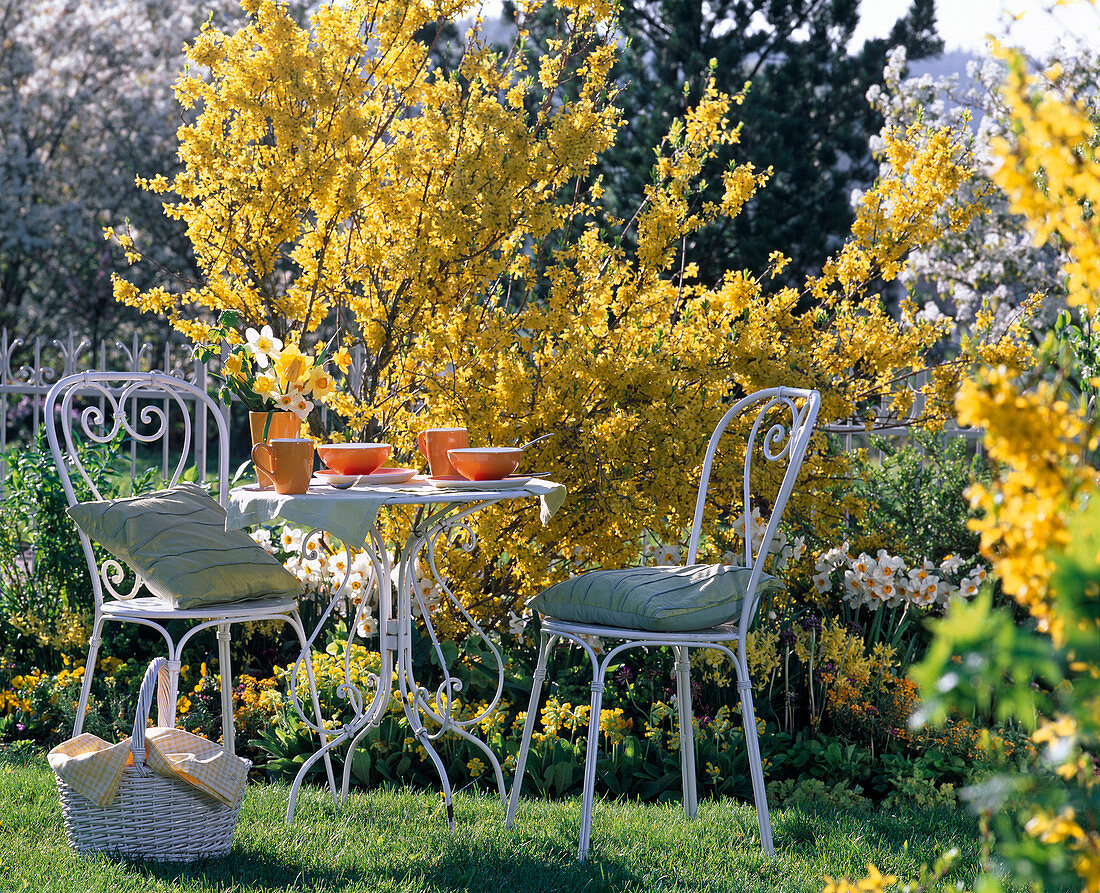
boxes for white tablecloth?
[226,477,566,545]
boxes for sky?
[851,0,1100,56]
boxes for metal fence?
[0,327,221,486]
[0,326,981,489]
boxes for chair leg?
[577,672,607,862]
[737,674,775,855]
[216,624,235,755]
[72,618,104,737]
[674,646,698,818]
[505,632,554,828]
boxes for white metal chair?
[45,371,335,796]
[505,387,821,860]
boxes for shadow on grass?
[109,847,368,889]
[382,839,645,893]
[115,840,643,893]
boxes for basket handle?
[130,657,171,771]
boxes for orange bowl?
[447,447,522,481]
[316,443,391,476]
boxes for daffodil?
[308,365,336,400]
[223,351,245,380]
[245,325,282,369]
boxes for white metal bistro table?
[226,475,565,825]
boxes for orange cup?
[417,427,468,477]
[251,438,314,495]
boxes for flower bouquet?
[194,311,350,441]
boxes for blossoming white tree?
[866,44,1100,336]
[0,0,247,338]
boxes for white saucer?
[313,472,359,489]
[362,467,418,485]
[427,475,533,490]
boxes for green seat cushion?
[68,483,301,609]
[529,564,782,632]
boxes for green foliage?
[911,589,1059,729]
[767,777,871,811]
[882,771,956,811]
[1049,307,1100,437]
[849,432,986,565]
[0,432,160,671]
[911,495,1100,893]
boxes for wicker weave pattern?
[53,657,249,862]
[56,767,246,861]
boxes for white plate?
[362,467,419,485]
[428,475,533,490]
[313,473,359,489]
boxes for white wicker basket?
[54,657,250,862]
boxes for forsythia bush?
[110,0,1028,618]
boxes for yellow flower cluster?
[822,864,898,893]
[1025,807,1100,893]
[957,370,1095,633]
[991,46,1100,313]
[953,46,1100,638]
[6,609,90,657]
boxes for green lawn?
[1,757,985,893]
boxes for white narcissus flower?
[344,571,365,598]
[351,549,388,582]
[279,526,304,552]
[851,553,877,578]
[911,581,938,606]
[245,325,283,369]
[843,568,862,592]
[290,396,314,420]
[940,554,964,574]
[356,612,378,638]
[811,570,832,594]
[327,552,350,579]
[873,550,906,583]
[507,610,531,637]
[250,528,274,553]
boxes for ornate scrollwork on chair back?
[687,387,821,571]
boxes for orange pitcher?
[251,438,314,495]
[417,428,468,477]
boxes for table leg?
[286,532,393,823]
[390,504,509,815]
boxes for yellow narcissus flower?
[332,347,352,373]
[222,351,245,380]
[308,365,336,400]
[254,374,276,397]
[275,344,312,390]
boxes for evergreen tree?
[590,0,943,286]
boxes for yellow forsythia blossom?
[111,0,1013,621]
